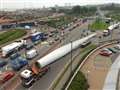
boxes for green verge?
[68,44,97,90]
[68,71,89,90]
[0,29,27,45]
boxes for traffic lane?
[16,21,91,90]
[0,20,90,73]
[62,22,90,45]
[16,47,80,90]
[0,21,90,88]
[99,28,120,43]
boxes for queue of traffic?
[0,18,84,85]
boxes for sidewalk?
[80,45,115,90]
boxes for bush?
[89,18,109,31]
[68,71,89,90]
[67,44,96,90]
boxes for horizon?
[0,0,120,11]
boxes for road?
[16,20,120,90]
[0,20,85,89]
[16,20,91,90]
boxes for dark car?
[25,44,34,50]
[10,53,20,60]
[54,37,60,41]
[107,48,117,53]
[0,60,7,68]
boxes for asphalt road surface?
[15,20,120,90]
[16,21,91,90]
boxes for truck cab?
[20,64,49,87]
[20,69,35,87]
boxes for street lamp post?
[70,40,73,75]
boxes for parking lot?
[81,43,120,90]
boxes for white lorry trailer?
[1,40,25,57]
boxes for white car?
[102,48,112,54]
[114,45,120,50]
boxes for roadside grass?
[68,71,89,90]
[0,29,27,45]
[67,44,97,90]
[89,19,109,31]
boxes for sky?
[0,0,120,10]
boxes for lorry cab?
[20,69,35,87]
[103,30,110,36]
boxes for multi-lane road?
[15,20,92,90]
[16,20,120,90]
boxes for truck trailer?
[31,32,45,43]
[20,33,96,87]
[108,22,120,31]
[1,41,24,57]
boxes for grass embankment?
[89,19,109,31]
[68,44,97,90]
[0,29,27,45]
[68,71,89,90]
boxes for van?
[26,49,38,59]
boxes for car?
[0,60,7,68]
[54,37,60,41]
[114,45,120,50]
[99,49,112,56]
[25,44,34,50]
[49,33,54,37]
[102,48,112,53]
[81,41,91,48]
[107,48,117,53]
[48,40,54,45]
[0,71,15,83]
[10,53,20,60]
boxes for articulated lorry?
[20,33,96,87]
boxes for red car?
[0,71,15,83]
[99,50,112,56]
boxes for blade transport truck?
[20,33,96,87]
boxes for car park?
[0,71,15,83]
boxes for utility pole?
[70,40,73,75]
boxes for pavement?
[80,44,119,90]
